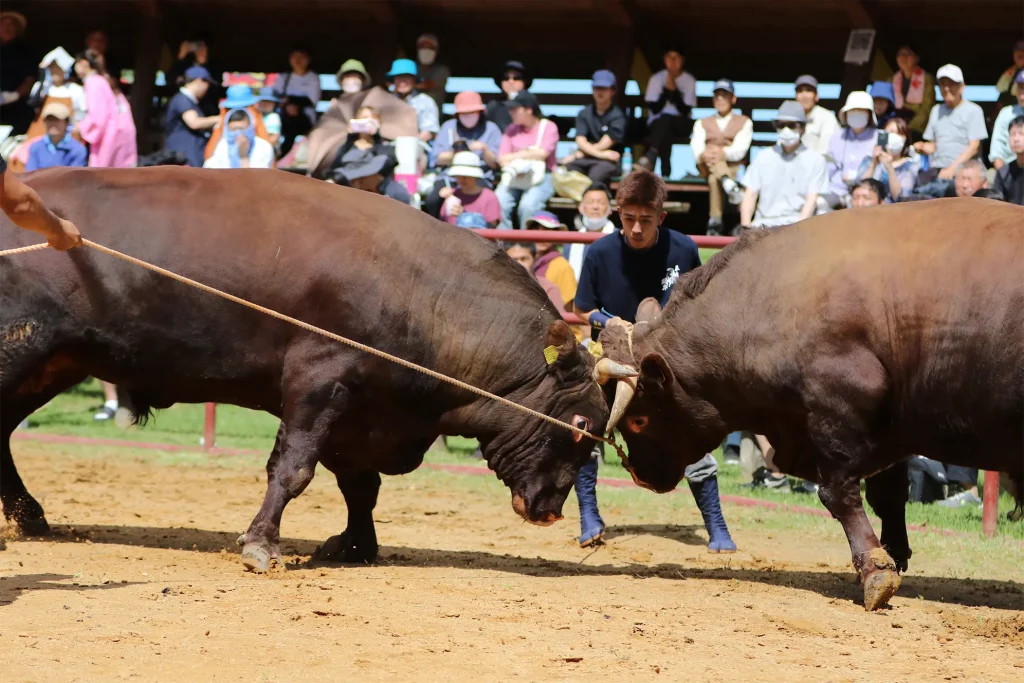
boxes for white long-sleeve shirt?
[801,104,840,156]
[690,112,754,163]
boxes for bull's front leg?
[865,462,912,572]
[818,475,901,611]
[317,470,381,564]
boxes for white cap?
[936,64,964,83]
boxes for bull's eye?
[625,416,649,433]
[574,417,591,432]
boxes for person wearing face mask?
[739,101,828,228]
[204,108,276,169]
[823,91,878,208]
[566,184,616,280]
[423,90,502,218]
[336,59,370,97]
[414,33,449,109]
[857,116,919,200]
[485,60,531,133]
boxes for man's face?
[86,30,108,55]
[227,118,249,133]
[851,185,880,207]
[506,246,535,271]
[289,50,310,73]
[938,78,962,106]
[896,48,918,73]
[501,72,525,97]
[618,203,665,251]
[192,79,210,99]
[712,91,735,116]
[580,190,610,219]
[1009,125,1024,155]
[795,85,818,112]
[955,167,986,197]
[663,51,684,74]
[44,116,68,143]
[592,86,614,110]
[393,74,416,96]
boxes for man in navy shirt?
[573,169,736,552]
[164,65,221,167]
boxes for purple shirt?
[826,127,878,196]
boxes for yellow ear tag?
[543,345,559,365]
[588,341,604,359]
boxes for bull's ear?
[639,352,672,390]
[635,297,663,325]
[544,320,578,366]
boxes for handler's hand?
[49,218,82,251]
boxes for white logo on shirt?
[662,265,680,291]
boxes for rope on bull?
[0,240,627,458]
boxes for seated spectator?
[438,151,502,227]
[340,153,411,205]
[857,116,919,200]
[386,59,439,143]
[485,60,531,133]
[25,102,87,171]
[560,70,627,188]
[954,158,988,197]
[164,65,220,167]
[84,29,107,57]
[824,91,878,208]
[566,183,616,278]
[415,33,450,109]
[869,81,897,127]
[495,92,558,229]
[504,242,565,312]
[937,465,981,508]
[690,78,752,234]
[992,115,1024,205]
[330,106,408,204]
[424,90,502,218]
[336,59,371,96]
[892,45,935,138]
[29,47,86,125]
[794,75,838,156]
[640,43,696,177]
[989,71,1024,170]
[204,84,272,161]
[255,87,281,149]
[524,211,577,309]
[913,65,988,198]
[272,45,321,154]
[204,109,276,169]
[994,38,1024,107]
[740,101,828,228]
[850,178,886,207]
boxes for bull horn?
[592,357,638,385]
[606,378,637,436]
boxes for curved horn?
[606,378,637,436]
[592,357,638,385]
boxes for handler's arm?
[0,169,82,250]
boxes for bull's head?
[484,320,636,526]
[595,300,722,493]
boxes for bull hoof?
[317,531,378,564]
[240,542,280,573]
[14,516,51,537]
[861,548,901,611]
[5,497,51,536]
[1008,506,1023,523]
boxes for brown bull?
[598,198,1024,610]
[0,167,636,571]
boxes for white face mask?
[418,49,436,66]
[777,126,802,147]
[341,77,363,94]
[458,113,480,129]
[582,215,608,231]
[886,133,906,155]
[846,110,870,130]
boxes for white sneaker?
[937,490,982,508]
[721,177,744,205]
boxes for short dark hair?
[853,178,887,202]
[228,110,250,124]
[615,168,667,210]
[583,183,611,201]
[1009,115,1024,133]
[502,241,536,256]
[662,41,686,57]
[74,49,105,75]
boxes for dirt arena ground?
[2,442,1022,682]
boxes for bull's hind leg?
[317,470,381,564]
[865,462,912,573]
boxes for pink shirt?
[499,118,559,171]
[440,187,502,225]
[78,73,138,168]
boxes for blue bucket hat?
[869,81,896,106]
[256,87,279,103]
[386,58,418,80]
[222,84,258,109]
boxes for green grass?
[22,379,1023,540]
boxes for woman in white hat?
[824,90,878,207]
[439,151,502,227]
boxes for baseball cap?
[795,74,818,90]
[417,33,439,49]
[506,90,540,113]
[41,102,71,120]
[775,100,807,124]
[712,78,735,94]
[184,65,214,83]
[592,70,616,88]
[936,64,964,83]
[525,211,566,230]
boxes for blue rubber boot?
[575,452,605,547]
[689,475,737,553]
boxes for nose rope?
[1,240,627,459]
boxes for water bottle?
[622,147,633,174]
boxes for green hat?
[336,59,371,86]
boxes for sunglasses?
[772,121,805,130]
[503,73,525,82]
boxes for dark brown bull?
[0,167,635,571]
[598,198,1024,610]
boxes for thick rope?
[1,240,625,456]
